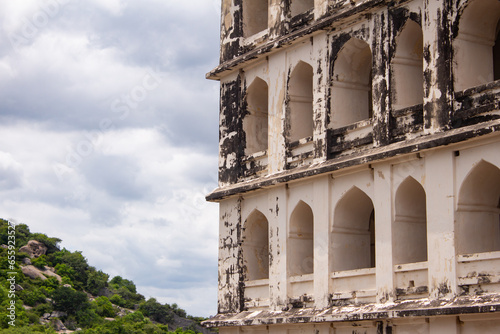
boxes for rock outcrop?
[21,265,62,282]
[19,240,47,258]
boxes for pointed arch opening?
[288,201,314,276]
[454,0,500,91]
[288,61,314,142]
[392,20,424,110]
[243,77,269,155]
[243,0,269,38]
[393,177,427,265]
[331,187,375,272]
[456,160,500,254]
[330,38,372,129]
[242,210,269,281]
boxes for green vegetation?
[0,219,209,333]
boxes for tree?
[14,224,31,248]
[139,298,174,324]
[50,249,89,289]
[110,276,137,294]
[86,269,109,296]
[52,286,89,314]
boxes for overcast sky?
[0,0,221,317]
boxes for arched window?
[243,77,268,155]
[242,210,269,280]
[330,38,372,128]
[456,160,500,254]
[392,20,424,110]
[288,61,314,142]
[393,177,427,265]
[454,0,500,91]
[243,0,268,38]
[332,187,375,271]
[290,0,314,17]
[288,201,314,276]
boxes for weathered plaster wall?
[215,140,500,316]
[209,0,500,330]
[219,73,244,185]
[218,197,243,313]
[215,0,500,183]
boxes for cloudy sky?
[0,0,221,317]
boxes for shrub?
[33,303,53,316]
[61,276,73,287]
[25,310,40,324]
[76,308,102,329]
[64,315,78,330]
[40,277,60,290]
[110,294,126,308]
[19,288,47,307]
[54,263,75,278]
[31,255,48,269]
[92,296,115,318]
[123,310,146,323]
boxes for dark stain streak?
[330,33,351,78]
[290,10,314,32]
[218,75,245,185]
[376,321,384,334]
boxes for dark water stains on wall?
[219,75,245,185]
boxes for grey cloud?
[0,0,220,149]
[0,164,23,190]
[80,154,149,200]
[126,248,217,290]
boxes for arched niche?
[242,210,270,280]
[288,61,314,142]
[243,77,269,155]
[331,187,375,271]
[392,20,424,110]
[330,38,373,128]
[454,0,500,91]
[288,200,314,276]
[393,177,428,265]
[456,160,500,254]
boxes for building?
[204,0,500,333]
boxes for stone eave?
[206,119,500,202]
[206,0,386,81]
[202,294,500,328]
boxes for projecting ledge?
[202,294,500,328]
[206,119,500,202]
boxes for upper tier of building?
[207,0,500,201]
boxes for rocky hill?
[0,219,212,334]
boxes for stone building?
[204,0,500,333]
